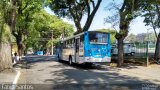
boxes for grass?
[110,56,157,67]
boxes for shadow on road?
[14,55,58,69]
[16,56,160,90]
[44,60,159,90]
[45,64,158,90]
[16,55,140,70]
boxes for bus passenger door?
[75,38,80,62]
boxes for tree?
[125,33,136,43]
[141,0,160,61]
[0,0,17,71]
[25,10,74,53]
[106,0,142,67]
[144,32,157,43]
[48,0,102,34]
[11,0,45,57]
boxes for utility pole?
[51,30,53,55]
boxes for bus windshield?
[89,32,108,44]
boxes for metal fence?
[111,42,157,66]
[135,42,156,58]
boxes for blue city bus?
[57,31,111,65]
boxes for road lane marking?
[11,70,21,90]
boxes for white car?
[111,43,136,56]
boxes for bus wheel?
[130,52,135,56]
[85,63,93,67]
[69,56,73,65]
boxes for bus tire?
[69,56,73,65]
[130,52,135,56]
[85,63,93,67]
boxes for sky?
[44,0,153,35]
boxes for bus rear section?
[83,31,111,63]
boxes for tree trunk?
[0,42,12,71]
[16,32,24,57]
[74,22,83,34]
[0,0,19,71]
[17,43,24,57]
[117,37,124,67]
[155,32,160,61]
[83,0,102,32]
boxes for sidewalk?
[99,63,160,84]
[118,64,160,84]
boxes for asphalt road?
[15,55,160,90]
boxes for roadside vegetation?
[0,0,74,71]
[106,0,159,66]
[0,0,159,71]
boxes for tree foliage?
[106,0,143,67]
[141,0,160,38]
[26,10,74,52]
[125,33,136,43]
[141,0,160,61]
[48,0,102,33]
[10,0,45,56]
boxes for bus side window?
[68,40,70,48]
[71,39,73,48]
[66,40,68,48]
[72,39,74,48]
[61,43,63,49]
[63,42,65,48]
[62,41,64,48]
[64,41,66,49]
[75,38,79,52]
[80,35,84,47]
[69,39,72,48]
[70,39,72,48]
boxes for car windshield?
[89,32,108,44]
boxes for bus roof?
[61,31,110,42]
[88,31,110,34]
